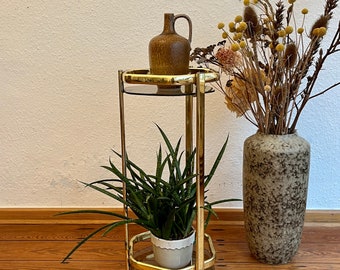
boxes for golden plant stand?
[118,68,219,269]
[129,232,215,270]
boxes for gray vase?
[243,131,310,264]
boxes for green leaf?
[61,220,134,263]
[205,134,229,187]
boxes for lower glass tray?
[129,231,215,270]
[123,84,214,96]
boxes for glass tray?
[123,84,214,96]
[123,68,219,86]
[129,231,215,270]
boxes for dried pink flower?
[215,47,242,72]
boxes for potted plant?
[190,0,339,264]
[58,125,239,268]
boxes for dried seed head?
[284,43,298,68]
[310,15,329,36]
[312,27,327,37]
[285,26,294,35]
[217,22,225,29]
[243,6,260,39]
[239,22,248,31]
[239,40,247,48]
[278,29,286,37]
[235,15,243,23]
[275,43,285,52]
[301,8,308,15]
[231,43,240,51]
[229,21,236,32]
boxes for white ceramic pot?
[150,231,195,269]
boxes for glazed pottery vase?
[243,131,310,264]
[150,230,195,268]
[149,13,192,76]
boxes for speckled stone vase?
[243,131,310,264]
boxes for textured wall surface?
[1,0,339,209]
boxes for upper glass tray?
[121,68,218,96]
[123,68,219,85]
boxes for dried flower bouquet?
[191,0,339,134]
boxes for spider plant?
[58,124,240,263]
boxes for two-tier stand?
[118,68,219,269]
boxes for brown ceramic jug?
[149,13,192,75]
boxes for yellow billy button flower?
[235,15,243,23]
[239,40,247,48]
[222,31,228,39]
[298,27,304,34]
[218,22,225,29]
[229,22,236,32]
[276,43,285,52]
[318,27,327,37]
[301,8,308,15]
[243,0,250,6]
[311,27,327,37]
[231,43,240,51]
[285,26,294,34]
[288,0,296,4]
[312,28,320,36]
[239,21,248,31]
[233,32,243,41]
[278,29,286,37]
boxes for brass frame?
[123,68,218,86]
[118,68,219,269]
[129,231,216,270]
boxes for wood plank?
[0,208,121,224]
[0,261,126,270]
[205,224,340,244]
[0,241,125,261]
[213,242,340,264]
[0,261,336,270]
[0,261,337,270]
[1,208,340,224]
[2,233,339,264]
[213,263,339,270]
[0,224,145,241]
[1,223,339,244]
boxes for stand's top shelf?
[121,68,219,96]
[123,68,219,85]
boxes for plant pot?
[243,131,310,264]
[150,230,195,269]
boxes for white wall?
[1,0,339,209]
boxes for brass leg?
[196,73,205,269]
[185,85,193,178]
[118,70,130,269]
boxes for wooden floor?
[1,210,340,269]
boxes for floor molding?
[0,208,339,225]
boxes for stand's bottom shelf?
[129,231,215,270]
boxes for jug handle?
[174,14,192,44]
